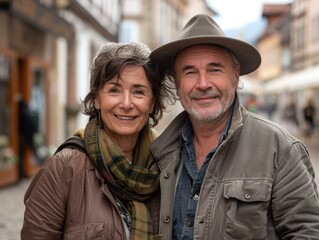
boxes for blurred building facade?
[0,0,75,185]
[0,0,215,186]
[119,0,215,49]
[58,0,122,135]
[0,0,121,186]
[256,0,319,125]
[3,0,318,186]
[257,3,291,81]
[119,0,215,133]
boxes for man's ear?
[234,65,240,88]
[176,89,180,97]
[175,80,180,97]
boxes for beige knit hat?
[90,42,151,83]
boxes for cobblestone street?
[0,133,319,240]
[0,177,32,240]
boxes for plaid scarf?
[82,118,159,240]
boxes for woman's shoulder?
[52,148,94,171]
[41,148,94,178]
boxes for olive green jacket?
[150,98,319,240]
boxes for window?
[0,55,11,137]
[119,21,139,42]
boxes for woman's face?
[94,65,154,141]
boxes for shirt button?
[186,219,193,227]
[193,194,199,200]
[163,172,170,179]
[245,193,251,199]
[163,216,171,223]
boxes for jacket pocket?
[223,179,272,240]
[64,223,110,240]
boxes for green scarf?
[82,118,159,240]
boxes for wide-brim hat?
[151,14,261,76]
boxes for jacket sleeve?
[271,141,319,239]
[21,154,69,239]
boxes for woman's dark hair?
[82,42,175,127]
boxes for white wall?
[56,37,68,144]
[74,19,112,130]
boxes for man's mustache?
[190,90,221,99]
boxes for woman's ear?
[94,98,100,110]
[150,98,155,114]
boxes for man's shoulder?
[243,111,300,144]
[151,112,188,157]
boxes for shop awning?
[238,76,262,95]
[264,65,319,93]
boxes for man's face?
[174,45,239,124]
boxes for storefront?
[263,65,319,125]
[0,49,19,187]
[0,0,74,187]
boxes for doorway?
[18,58,49,177]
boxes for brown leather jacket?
[21,148,160,240]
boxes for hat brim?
[151,36,261,76]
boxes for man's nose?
[197,73,211,90]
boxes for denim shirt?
[172,110,233,240]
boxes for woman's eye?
[133,89,145,95]
[108,88,120,94]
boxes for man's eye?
[185,71,196,75]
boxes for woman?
[21,42,174,239]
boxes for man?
[150,14,319,239]
[303,98,315,137]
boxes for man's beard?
[181,88,236,124]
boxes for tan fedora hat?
[151,14,261,76]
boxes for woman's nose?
[120,92,133,109]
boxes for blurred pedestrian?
[18,95,42,177]
[265,95,277,120]
[244,94,258,113]
[150,14,319,239]
[21,42,174,239]
[283,99,299,127]
[303,98,316,137]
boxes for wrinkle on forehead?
[175,45,233,67]
[175,45,233,72]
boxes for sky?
[207,0,293,31]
